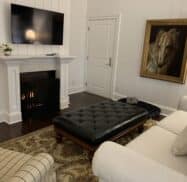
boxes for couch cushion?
[127,126,187,176]
[178,96,187,111]
[0,148,31,182]
[172,126,187,156]
[9,153,56,182]
[158,111,187,135]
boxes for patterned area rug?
[0,120,156,182]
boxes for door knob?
[106,57,112,67]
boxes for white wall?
[0,0,70,55]
[0,0,87,118]
[69,0,87,94]
[87,0,187,114]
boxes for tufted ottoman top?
[53,100,148,144]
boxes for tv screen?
[11,4,64,45]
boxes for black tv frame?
[11,4,64,45]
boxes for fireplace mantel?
[0,55,75,124]
[0,54,76,64]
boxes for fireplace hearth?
[20,71,60,120]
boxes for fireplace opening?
[20,71,60,120]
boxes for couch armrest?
[92,142,187,182]
[8,153,56,182]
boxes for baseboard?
[69,86,85,95]
[0,111,22,125]
[60,96,70,110]
[113,92,176,116]
[112,92,127,101]
[0,112,7,124]
[8,112,22,125]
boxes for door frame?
[85,15,121,99]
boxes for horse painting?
[146,29,179,75]
[141,20,187,83]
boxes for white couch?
[92,111,187,182]
[0,148,56,182]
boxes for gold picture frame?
[140,19,187,84]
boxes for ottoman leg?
[88,151,94,162]
[138,125,144,134]
[56,133,63,143]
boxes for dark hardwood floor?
[0,92,108,143]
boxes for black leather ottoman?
[53,100,149,149]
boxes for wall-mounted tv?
[11,4,64,45]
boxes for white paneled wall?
[69,0,87,93]
[87,0,187,114]
[0,0,70,56]
[0,0,88,121]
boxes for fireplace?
[0,55,75,124]
[20,71,60,119]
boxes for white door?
[86,18,117,98]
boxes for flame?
[25,29,36,41]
